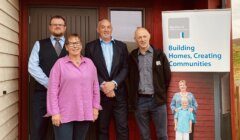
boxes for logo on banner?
[168,18,189,39]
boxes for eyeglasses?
[67,42,81,47]
[50,24,65,27]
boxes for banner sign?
[162,9,231,72]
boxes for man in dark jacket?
[85,19,129,140]
[128,27,171,140]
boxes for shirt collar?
[138,45,153,55]
[63,55,86,64]
[180,107,189,111]
[50,35,65,42]
[99,37,115,44]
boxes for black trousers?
[98,98,129,140]
[53,121,90,140]
[30,91,54,140]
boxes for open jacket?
[128,46,171,109]
[85,39,129,102]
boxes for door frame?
[19,5,103,140]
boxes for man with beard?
[28,15,67,140]
[85,19,129,140]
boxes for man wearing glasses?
[28,15,67,140]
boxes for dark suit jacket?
[85,39,129,102]
[128,46,171,109]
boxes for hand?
[174,125,177,131]
[101,81,115,94]
[93,108,99,121]
[106,91,116,98]
[189,128,192,133]
[175,108,178,112]
[188,108,193,112]
[100,82,108,93]
[52,114,61,126]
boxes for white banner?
[162,9,231,72]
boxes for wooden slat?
[0,0,19,21]
[0,38,18,55]
[0,68,18,81]
[194,138,213,140]
[0,79,18,96]
[195,120,214,126]
[7,0,19,10]
[0,53,18,67]
[0,1,19,139]
[0,10,19,32]
[195,132,214,138]
[0,91,18,111]
[0,114,18,140]
[2,126,18,140]
[0,25,19,44]
[195,126,215,132]
[0,103,18,125]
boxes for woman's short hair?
[65,33,82,45]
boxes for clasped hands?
[101,81,116,98]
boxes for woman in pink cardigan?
[47,34,101,140]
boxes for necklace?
[180,92,188,97]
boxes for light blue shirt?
[174,107,194,133]
[99,38,118,88]
[100,38,114,75]
[28,35,65,88]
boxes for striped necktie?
[54,38,62,56]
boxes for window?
[110,9,144,52]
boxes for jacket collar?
[132,45,160,57]
[137,46,153,55]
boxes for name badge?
[156,61,161,66]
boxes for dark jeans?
[135,97,168,140]
[98,99,129,140]
[30,91,53,140]
[53,121,90,140]
[190,123,195,140]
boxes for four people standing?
[29,15,197,140]
[128,27,171,140]
[28,15,67,140]
[85,19,129,140]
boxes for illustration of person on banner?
[174,97,194,140]
[170,80,198,140]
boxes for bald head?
[97,19,112,42]
[134,27,150,39]
[134,27,151,51]
[98,19,111,28]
